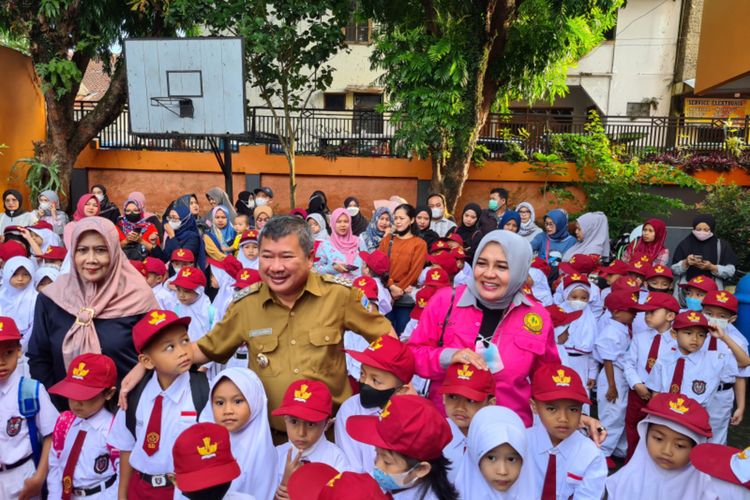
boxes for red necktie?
[646,335,661,374]
[669,358,685,394]
[708,335,717,351]
[143,395,163,456]
[62,430,87,500]
[541,452,556,500]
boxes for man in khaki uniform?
[195,216,394,430]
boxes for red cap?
[143,257,167,276]
[672,310,710,330]
[172,266,206,290]
[604,290,640,313]
[629,252,653,266]
[627,259,650,276]
[133,310,191,353]
[450,246,466,261]
[690,444,750,490]
[358,250,390,276]
[521,283,538,301]
[3,225,23,235]
[429,240,451,254]
[0,317,23,342]
[425,267,451,288]
[173,423,241,493]
[49,353,117,400]
[448,233,464,246]
[208,255,242,279]
[347,395,451,461]
[645,264,673,281]
[288,462,391,500]
[702,290,738,314]
[170,248,195,263]
[353,276,379,301]
[29,221,54,231]
[0,240,28,260]
[233,268,261,289]
[562,272,589,290]
[599,260,630,277]
[439,363,496,401]
[634,292,680,313]
[545,305,583,327]
[345,336,415,384]
[641,392,712,438]
[679,275,718,293]
[129,259,147,277]
[531,363,591,405]
[425,253,458,276]
[531,257,552,277]
[410,287,437,320]
[271,380,332,422]
[610,276,642,294]
[39,245,67,261]
[239,229,259,244]
[559,254,598,275]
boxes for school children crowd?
[0,185,747,499]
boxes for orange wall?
[695,0,750,94]
[0,46,46,203]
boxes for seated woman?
[562,211,610,263]
[203,205,237,260]
[116,197,160,261]
[531,209,577,267]
[314,208,363,280]
[622,218,669,266]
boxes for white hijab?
[199,367,277,499]
[560,283,597,352]
[605,415,713,499]
[562,212,610,261]
[237,241,259,269]
[515,202,542,238]
[455,406,538,499]
[173,286,213,342]
[28,226,62,252]
[33,265,60,289]
[0,256,38,336]
[210,262,235,320]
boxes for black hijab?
[344,196,368,236]
[91,184,120,224]
[456,203,481,244]
[415,205,439,249]
[2,189,26,218]
[235,191,254,217]
[672,214,737,280]
[308,191,330,215]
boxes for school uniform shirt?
[172,289,214,343]
[393,486,439,500]
[108,371,199,475]
[454,263,473,288]
[0,370,58,465]
[333,394,380,473]
[443,418,467,483]
[705,477,750,500]
[152,283,176,311]
[593,318,630,370]
[275,436,349,488]
[623,328,678,389]
[343,331,370,381]
[374,279,393,316]
[526,421,607,500]
[646,349,736,407]
[48,409,118,499]
[703,323,750,380]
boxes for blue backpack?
[18,376,42,466]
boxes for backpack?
[52,410,120,469]
[125,370,209,439]
[18,376,42,466]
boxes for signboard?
[684,98,749,121]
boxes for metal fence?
[74,101,748,159]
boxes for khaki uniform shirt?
[198,271,392,430]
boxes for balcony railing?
[73,101,748,160]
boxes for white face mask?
[246,199,255,209]
[430,207,443,219]
[707,316,730,330]
[169,220,182,230]
[39,202,51,211]
[94,193,104,202]
[567,299,588,311]
[347,206,360,217]
[692,229,713,241]
[255,197,268,206]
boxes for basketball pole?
[208,136,234,200]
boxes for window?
[324,93,346,111]
[626,102,651,118]
[345,19,371,44]
[353,93,383,134]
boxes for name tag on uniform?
[249,328,273,338]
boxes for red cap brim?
[532,388,591,406]
[439,384,492,402]
[271,405,330,422]
[344,350,401,381]
[175,460,241,493]
[288,462,339,500]
[558,262,577,276]
[641,405,712,438]
[171,277,200,290]
[346,415,391,450]
[48,379,107,400]
[690,443,750,489]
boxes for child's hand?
[606,386,618,402]
[634,383,651,401]
[587,378,595,390]
[275,485,290,500]
[708,324,726,340]
[18,472,44,500]
[731,407,745,426]
[281,448,303,486]
[333,263,348,274]
[557,330,569,345]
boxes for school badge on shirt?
[94,454,110,474]
[692,380,706,395]
[6,416,22,437]
[523,313,543,334]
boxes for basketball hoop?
[149,97,194,118]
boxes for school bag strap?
[52,410,77,457]
[125,369,210,439]
[18,376,42,466]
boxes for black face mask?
[394,227,411,237]
[359,383,397,409]
[125,212,141,223]
[647,285,670,293]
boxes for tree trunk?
[430,154,445,196]
[288,132,297,210]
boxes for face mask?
[94,194,104,202]
[245,199,255,209]
[692,230,713,241]
[706,316,729,330]
[488,199,499,211]
[39,202,50,211]
[567,299,588,311]
[125,212,141,223]
[169,220,182,230]
[359,383,396,409]
[685,297,703,311]
[255,197,268,206]
[347,206,360,217]
[430,207,443,219]
[395,227,411,237]
[647,285,670,293]
[372,466,418,492]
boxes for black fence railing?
[74,101,749,160]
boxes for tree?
[362,0,622,210]
[0,0,189,207]
[170,0,350,208]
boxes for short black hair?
[258,215,314,256]
[235,213,250,225]
[490,187,508,200]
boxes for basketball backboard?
[124,38,246,136]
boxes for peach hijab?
[43,216,158,368]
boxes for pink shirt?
[408,285,559,426]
